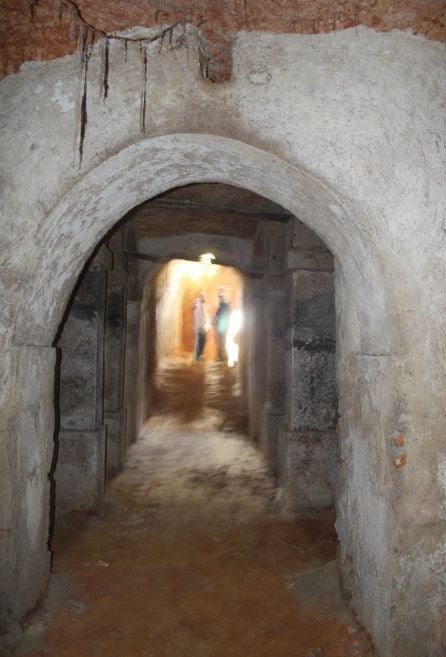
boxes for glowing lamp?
[198,253,216,265]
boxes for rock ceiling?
[129,183,289,239]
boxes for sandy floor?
[14,361,374,657]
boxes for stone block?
[55,428,106,515]
[0,346,55,627]
[278,430,339,510]
[288,347,337,431]
[59,265,106,431]
[267,222,287,276]
[259,403,284,472]
[286,248,334,272]
[105,412,124,479]
[104,279,126,413]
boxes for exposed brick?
[0,0,445,80]
[393,433,405,448]
[393,454,407,469]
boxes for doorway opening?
[52,180,339,534]
[146,258,246,431]
[14,181,374,657]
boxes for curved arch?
[13,133,394,352]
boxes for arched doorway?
[1,135,402,656]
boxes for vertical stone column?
[122,299,140,447]
[55,260,108,514]
[278,219,338,510]
[258,221,288,471]
[103,268,128,479]
[0,345,56,649]
[135,260,157,434]
[335,275,446,657]
[121,251,140,447]
[245,276,265,441]
[245,222,266,442]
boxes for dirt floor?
[13,361,374,657]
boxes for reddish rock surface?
[1,0,445,80]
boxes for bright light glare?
[186,261,203,280]
[171,259,218,281]
[199,253,216,265]
[226,310,243,367]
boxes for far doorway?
[148,258,246,431]
[153,258,244,365]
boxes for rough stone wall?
[135,268,156,433]
[56,260,108,514]
[58,265,106,432]
[103,268,127,479]
[287,276,336,431]
[0,346,55,649]
[56,232,129,514]
[258,221,288,470]
[287,271,336,433]
[1,23,445,657]
[278,219,338,511]
[123,299,140,447]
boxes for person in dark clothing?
[214,287,231,362]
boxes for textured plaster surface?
[59,265,106,431]
[279,430,339,510]
[279,264,338,511]
[0,347,55,634]
[1,27,444,354]
[0,26,446,657]
[287,270,337,433]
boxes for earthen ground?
[14,360,374,657]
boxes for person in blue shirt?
[213,287,231,362]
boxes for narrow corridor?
[15,362,374,657]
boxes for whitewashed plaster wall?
[0,26,445,656]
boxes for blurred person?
[213,287,231,362]
[192,293,210,362]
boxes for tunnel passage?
[54,182,338,521]
[13,182,354,655]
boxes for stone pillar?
[278,269,338,509]
[259,285,286,469]
[103,269,128,479]
[55,262,108,515]
[135,260,157,433]
[336,342,446,657]
[122,251,140,447]
[245,277,265,441]
[0,345,55,649]
[258,221,288,471]
[278,219,338,510]
[123,299,140,446]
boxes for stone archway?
[8,134,393,352]
[1,134,434,657]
